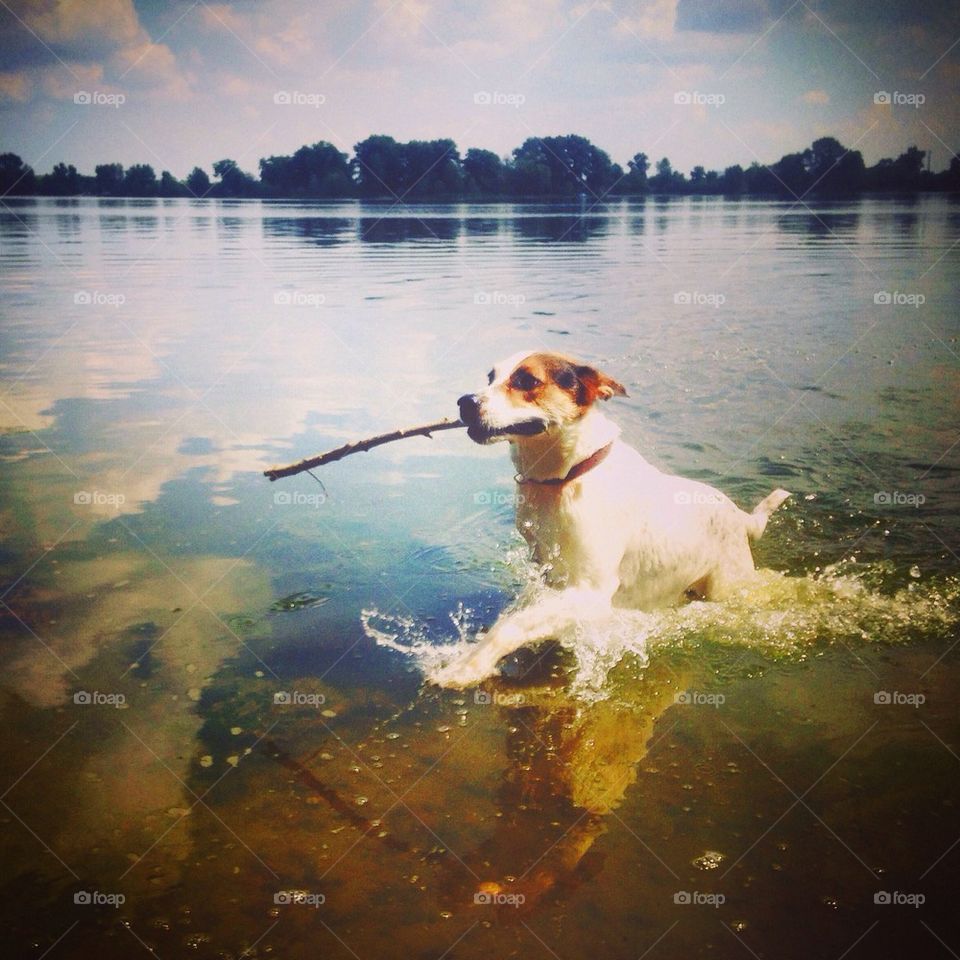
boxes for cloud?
[800,88,830,104]
[0,70,31,102]
[1,0,186,100]
[613,0,678,40]
[23,0,141,50]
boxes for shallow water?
[1,196,958,959]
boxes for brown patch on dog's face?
[499,353,627,421]
[459,351,626,444]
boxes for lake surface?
[1,195,958,959]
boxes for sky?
[0,0,958,179]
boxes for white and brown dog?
[430,351,790,688]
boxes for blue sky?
[1,0,957,178]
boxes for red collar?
[515,441,614,487]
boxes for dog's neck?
[510,409,621,483]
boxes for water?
[1,196,958,959]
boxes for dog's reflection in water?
[436,650,691,917]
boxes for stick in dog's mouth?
[466,418,548,443]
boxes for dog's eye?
[554,368,577,390]
[509,369,541,392]
[487,369,495,385]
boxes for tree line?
[1,134,957,201]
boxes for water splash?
[361,561,960,701]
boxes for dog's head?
[457,351,627,444]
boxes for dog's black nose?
[458,393,480,423]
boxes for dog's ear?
[574,364,628,404]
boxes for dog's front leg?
[429,585,615,689]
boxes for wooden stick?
[264,418,466,481]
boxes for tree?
[123,163,157,196]
[211,158,257,197]
[509,135,619,197]
[621,152,649,194]
[260,141,351,197]
[158,170,185,197]
[185,166,211,196]
[0,153,37,196]
[721,164,746,194]
[401,139,462,197]
[352,135,406,197]
[95,163,124,195]
[462,148,506,195]
[42,162,81,195]
[802,136,864,193]
[649,157,685,193]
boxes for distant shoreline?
[3,133,956,201]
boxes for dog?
[430,351,790,689]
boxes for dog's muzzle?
[457,394,547,443]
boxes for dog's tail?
[745,488,791,539]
